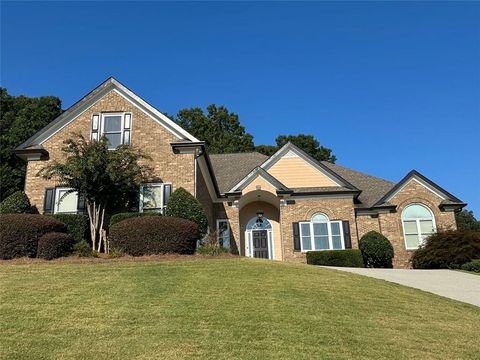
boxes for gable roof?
[230,166,292,193]
[16,77,198,151]
[321,161,396,208]
[372,169,465,208]
[260,142,359,191]
[209,152,269,194]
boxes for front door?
[252,230,269,259]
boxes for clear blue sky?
[2,2,479,215]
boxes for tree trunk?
[86,200,107,253]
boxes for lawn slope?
[1,258,479,359]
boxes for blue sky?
[1,2,479,215]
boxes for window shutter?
[123,113,132,145]
[343,220,352,249]
[43,188,55,214]
[163,184,172,206]
[77,194,86,212]
[292,222,301,251]
[91,113,100,141]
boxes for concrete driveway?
[324,267,480,307]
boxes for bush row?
[306,249,364,267]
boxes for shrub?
[197,231,230,256]
[73,240,94,257]
[306,250,364,267]
[359,231,394,268]
[109,216,199,256]
[166,187,208,237]
[51,214,89,243]
[108,247,125,258]
[37,232,74,260]
[0,214,67,259]
[109,212,162,227]
[461,259,480,273]
[0,191,32,214]
[411,230,480,269]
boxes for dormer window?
[91,112,132,149]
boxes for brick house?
[15,78,466,267]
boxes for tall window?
[140,183,172,214]
[54,187,79,214]
[401,204,436,249]
[93,112,132,149]
[299,213,344,251]
[216,219,230,248]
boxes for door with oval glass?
[252,230,269,258]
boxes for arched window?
[246,216,272,231]
[299,212,344,251]
[401,204,436,249]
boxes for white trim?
[245,216,275,260]
[54,187,79,214]
[101,112,124,150]
[386,177,447,202]
[299,213,345,252]
[139,182,172,214]
[401,203,437,250]
[216,219,230,248]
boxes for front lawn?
[1,258,479,359]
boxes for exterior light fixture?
[256,210,264,225]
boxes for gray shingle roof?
[209,152,269,193]
[321,161,395,208]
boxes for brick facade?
[24,90,195,213]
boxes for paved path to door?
[324,267,480,307]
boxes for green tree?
[257,134,336,163]
[175,104,255,153]
[456,210,480,231]
[39,134,151,252]
[0,88,62,200]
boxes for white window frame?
[54,187,79,214]
[299,213,345,252]
[139,183,171,214]
[401,203,436,250]
[216,219,230,248]
[99,112,132,149]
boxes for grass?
[1,257,479,359]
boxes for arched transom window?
[299,212,344,251]
[401,203,436,249]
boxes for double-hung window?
[402,203,436,249]
[139,183,172,214]
[299,213,344,251]
[216,219,230,248]
[91,112,132,149]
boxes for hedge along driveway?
[325,267,480,307]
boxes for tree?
[39,134,150,252]
[0,88,62,200]
[175,104,255,153]
[256,134,336,163]
[456,210,480,231]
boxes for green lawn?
[1,258,479,359]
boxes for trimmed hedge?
[109,212,162,227]
[37,232,74,260]
[0,191,32,214]
[411,230,480,269]
[359,231,394,268]
[166,187,208,237]
[52,214,89,243]
[109,216,199,256]
[306,250,364,267]
[0,214,67,259]
[461,259,480,273]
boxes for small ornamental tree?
[0,191,32,214]
[39,134,150,252]
[359,231,394,268]
[165,187,208,237]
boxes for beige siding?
[267,157,338,188]
[242,175,278,194]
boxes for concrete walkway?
[324,267,480,307]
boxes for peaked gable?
[373,170,465,208]
[260,142,357,190]
[231,167,291,195]
[16,77,198,151]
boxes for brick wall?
[24,90,195,213]
[279,197,358,263]
[195,162,214,231]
